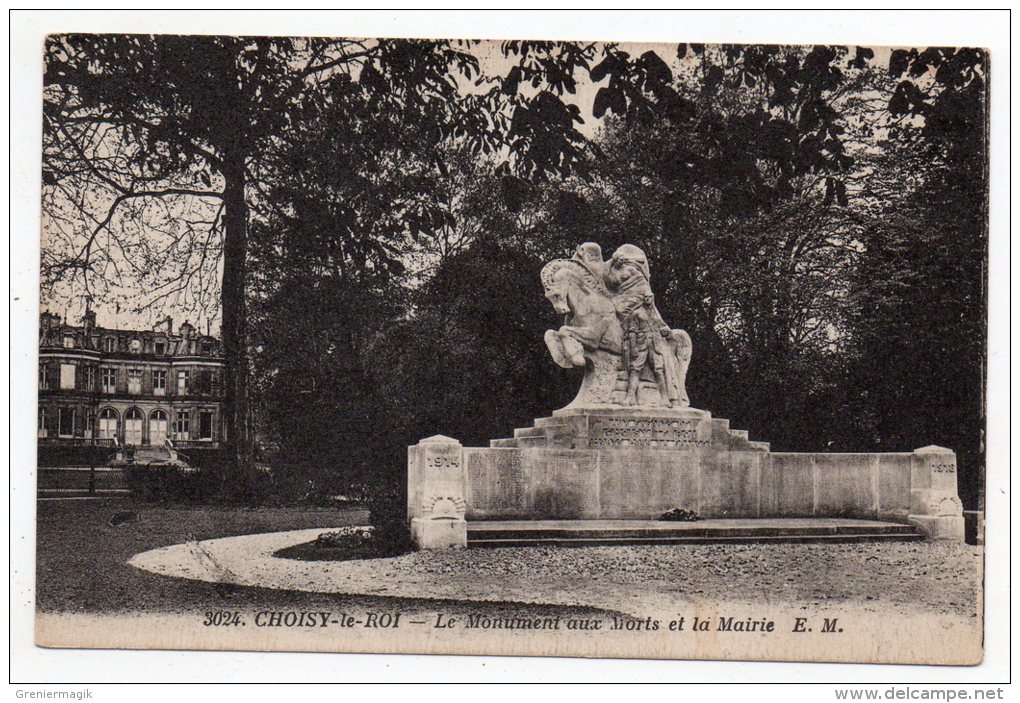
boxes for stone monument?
[407,242,965,548]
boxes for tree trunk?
[220,150,255,480]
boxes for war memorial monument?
[408,243,966,549]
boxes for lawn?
[34,498,609,621]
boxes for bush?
[124,464,216,503]
[37,444,115,468]
[659,507,700,522]
[366,489,413,555]
[176,447,231,472]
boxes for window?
[38,407,47,438]
[127,368,142,395]
[100,368,116,394]
[174,411,190,440]
[153,369,167,396]
[201,341,212,355]
[97,408,118,440]
[149,409,168,445]
[155,340,166,356]
[84,366,95,391]
[59,363,76,390]
[62,335,75,349]
[177,370,189,395]
[58,407,74,437]
[124,407,144,445]
[103,337,116,353]
[195,369,210,395]
[38,365,48,390]
[198,410,214,440]
[86,412,95,438]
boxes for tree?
[45,35,342,477]
[42,36,644,485]
[844,47,988,505]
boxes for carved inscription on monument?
[426,455,461,469]
[531,450,599,519]
[466,450,528,514]
[590,416,709,448]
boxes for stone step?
[469,533,925,548]
[466,518,923,548]
[513,426,548,439]
[533,417,567,428]
[489,438,519,448]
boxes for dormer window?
[103,337,116,353]
[155,340,166,355]
[201,341,212,355]
[62,335,74,349]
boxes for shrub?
[659,507,700,522]
[37,444,115,468]
[124,464,215,503]
[366,489,413,555]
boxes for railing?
[165,437,179,463]
[37,436,117,447]
[167,439,220,449]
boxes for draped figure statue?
[542,243,691,409]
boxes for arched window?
[124,407,144,446]
[97,407,119,440]
[149,409,169,446]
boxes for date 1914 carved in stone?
[542,243,692,409]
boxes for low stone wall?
[765,453,912,522]
[460,447,954,523]
[408,433,964,549]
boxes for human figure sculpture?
[542,242,691,409]
[605,244,676,406]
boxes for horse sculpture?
[542,244,692,409]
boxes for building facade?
[38,310,226,449]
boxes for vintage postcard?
[34,34,987,666]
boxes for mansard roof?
[39,311,222,358]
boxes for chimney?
[82,308,96,333]
[165,316,174,335]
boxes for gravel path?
[130,528,982,619]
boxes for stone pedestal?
[907,445,965,541]
[407,435,468,550]
[408,416,967,545]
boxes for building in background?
[38,310,225,449]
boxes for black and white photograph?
[11,8,1010,688]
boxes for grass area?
[33,499,611,621]
[36,499,365,613]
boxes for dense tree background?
[42,40,987,507]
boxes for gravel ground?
[130,526,982,620]
[390,541,982,616]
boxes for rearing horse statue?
[542,243,692,410]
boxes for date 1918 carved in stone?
[542,242,691,409]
